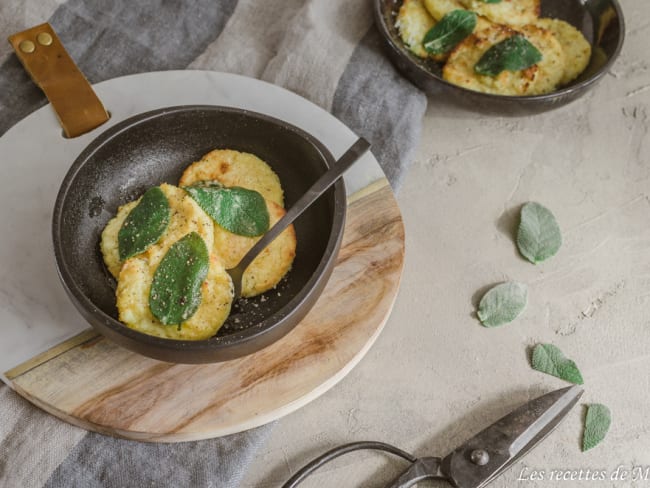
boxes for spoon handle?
[235,137,371,274]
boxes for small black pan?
[374,0,625,113]
[52,105,346,363]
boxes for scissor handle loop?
[281,441,417,488]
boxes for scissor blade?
[443,386,583,488]
[507,385,583,458]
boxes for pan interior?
[56,107,337,341]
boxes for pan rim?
[52,104,346,360]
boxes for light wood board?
[7,180,404,442]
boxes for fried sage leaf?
[423,10,477,55]
[474,34,542,76]
[479,0,502,3]
[149,232,209,325]
[184,186,270,237]
[517,202,562,264]
[118,186,170,261]
[477,282,527,327]
[582,404,611,451]
[531,343,584,385]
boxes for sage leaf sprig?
[149,232,209,326]
[582,404,611,451]
[474,34,542,76]
[423,10,477,55]
[517,202,562,264]
[531,343,584,384]
[185,186,270,237]
[477,282,528,327]
[118,186,170,261]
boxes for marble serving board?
[0,71,404,440]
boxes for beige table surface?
[243,5,650,486]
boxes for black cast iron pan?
[374,0,625,113]
[52,105,346,363]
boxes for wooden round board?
[0,71,405,441]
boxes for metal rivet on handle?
[19,40,35,53]
[470,449,490,466]
[37,32,53,46]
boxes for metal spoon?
[227,137,371,298]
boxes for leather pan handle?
[8,23,109,138]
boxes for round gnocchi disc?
[443,24,565,96]
[179,149,284,207]
[100,183,214,279]
[517,24,566,94]
[397,0,436,59]
[117,252,233,340]
[535,17,591,85]
[424,0,465,20]
[457,0,540,26]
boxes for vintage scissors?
[282,385,582,487]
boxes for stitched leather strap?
[8,23,109,138]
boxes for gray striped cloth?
[0,1,426,486]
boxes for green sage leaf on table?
[531,343,584,384]
[423,10,477,55]
[474,34,542,76]
[184,185,270,237]
[149,232,209,326]
[118,186,170,261]
[517,202,562,264]
[582,404,611,451]
[477,282,527,327]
